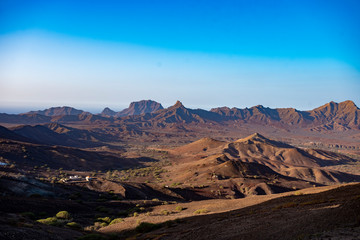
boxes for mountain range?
[0,100,359,132]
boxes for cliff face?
[115,100,164,117]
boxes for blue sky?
[0,0,359,113]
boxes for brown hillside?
[167,133,357,186]
[225,133,349,169]
[173,137,227,155]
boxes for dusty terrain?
[122,183,360,240]
[0,100,360,239]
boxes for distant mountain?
[211,105,312,125]
[0,113,51,124]
[52,112,112,124]
[101,107,117,117]
[149,100,204,124]
[122,100,220,126]
[308,100,360,130]
[24,106,84,116]
[211,100,359,129]
[0,100,359,131]
[115,100,163,117]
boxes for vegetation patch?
[66,222,81,229]
[97,216,112,224]
[56,210,71,219]
[109,218,123,225]
[37,210,73,227]
[175,206,183,212]
[37,217,62,226]
[161,210,170,215]
[193,209,209,214]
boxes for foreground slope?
[124,183,360,240]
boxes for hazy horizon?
[0,98,358,115]
[1,1,359,112]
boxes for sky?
[0,0,359,113]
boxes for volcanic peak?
[172,100,185,109]
[101,107,117,117]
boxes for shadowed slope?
[0,125,35,143]
[129,183,360,240]
[11,123,115,147]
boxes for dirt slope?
[117,183,360,240]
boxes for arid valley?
[1,99,360,240]
[1,1,360,239]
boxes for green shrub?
[97,217,112,223]
[135,222,162,233]
[175,206,183,212]
[109,218,123,225]
[193,209,209,214]
[37,217,61,226]
[161,210,170,215]
[66,222,81,229]
[56,211,71,219]
[94,222,108,228]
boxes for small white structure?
[69,175,81,180]
[85,176,92,182]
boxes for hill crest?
[24,106,84,116]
